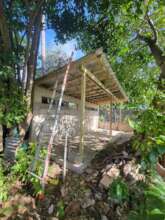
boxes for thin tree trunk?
[26,12,42,107]
[19,12,42,140]
[0,0,11,54]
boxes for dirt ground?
[1,130,143,220]
[52,129,133,172]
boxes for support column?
[109,101,112,136]
[79,69,86,162]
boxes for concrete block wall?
[30,85,99,144]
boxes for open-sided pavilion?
[34,48,128,165]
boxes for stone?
[123,163,132,176]
[123,160,145,182]
[122,151,128,157]
[101,215,108,220]
[106,166,120,179]
[105,164,112,170]
[48,163,62,178]
[97,202,109,215]
[82,198,95,209]
[48,204,54,215]
[86,168,93,174]
[99,175,113,189]
[84,189,92,198]
[60,185,66,197]
[95,192,102,200]
[65,201,81,216]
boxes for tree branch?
[145,13,157,43]
[20,0,45,45]
[22,0,45,89]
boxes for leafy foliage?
[0,160,8,202]
[129,89,165,165]
[75,0,164,106]
[128,175,165,220]
[11,143,46,195]
[56,200,65,219]
[0,66,27,128]
[37,49,68,77]
[108,178,129,204]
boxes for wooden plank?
[100,53,128,101]
[87,94,108,100]
[79,68,86,162]
[92,97,120,105]
[81,65,118,102]
[35,51,100,86]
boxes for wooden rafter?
[81,65,118,102]
[35,48,128,104]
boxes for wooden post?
[79,69,86,162]
[109,102,112,136]
[119,104,122,131]
[63,131,68,181]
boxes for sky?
[40,29,84,60]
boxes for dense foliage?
[72,0,165,158]
[0,66,27,128]
[76,0,165,106]
[128,175,165,220]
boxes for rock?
[123,160,145,182]
[48,163,62,178]
[50,218,59,220]
[99,175,113,188]
[123,163,132,176]
[48,204,54,214]
[87,206,101,219]
[101,215,108,220]
[95,192,102,200]
[86,168,93,174]
[84,189,92,198]
[65,201,81,216]
[122,151,128,157]
[61,185,67,197]
[105,164,112,170]
[97,202,110,215]
[82,198,95,209]
[106,166,120,179]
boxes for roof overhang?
[35,48,128,105]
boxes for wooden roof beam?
[81,65,119,102]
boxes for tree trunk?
[147,40,165,85]
[19,12,42,141]
[0,0,11,54]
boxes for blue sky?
[40,29,84,60]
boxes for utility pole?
[41,14,46,75]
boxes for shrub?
[0,160,9,202]
[11,143,46,195]
[128,175,165,220]
[108,178,129,204]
